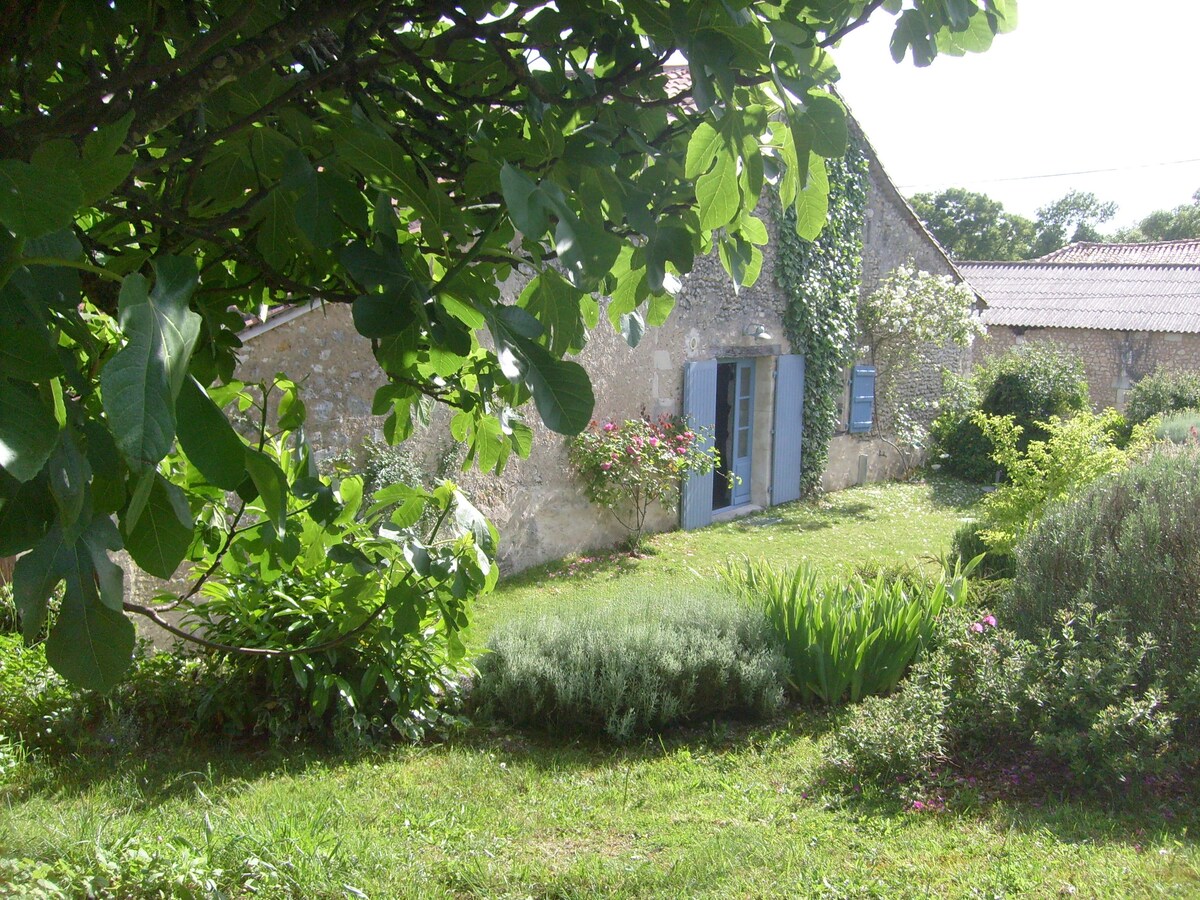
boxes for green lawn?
[4,477,1198,899]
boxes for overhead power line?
[899,156,1200,190]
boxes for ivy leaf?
[100,257,201,470]
[120,473,194,579]
[0,379,59,482]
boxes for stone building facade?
[964,243,1200,412]
[239,139,971,573]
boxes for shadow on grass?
[922,473,990,511]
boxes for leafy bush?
[971,409,1154,554]
[568,416,718,547]
[1155,408,1200,445]
[721,558,971,705]
[1008,446,1200,688]
[951,522,1015,580]
[474,589,786,741]
[1126,367,1200,424]
[978,341,1090,438]
[931,342,1089,482]
[830,604,1192,793]
[0,582,15,634]
[0,634,209,757]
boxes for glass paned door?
[713,359,754,509]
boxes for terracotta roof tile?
[1036,240,1200,265]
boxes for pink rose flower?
[600,462,612,471]
[602,422,616,432]
[982,615,997,628]
[970,622,984,634]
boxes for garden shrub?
[1155,408,1200,445]
[830,604,1193,793]
[568,416,718,548]
[1008,447,1200,689]
[0,583,15,634]
[721,558,969,705]
[930,342,1089,482]
[474,589,786,741]
[185,562,468,745]
[951,522,1014,580]
[971,409,1154,555]
[0,634,209,756]
[1125,367,1200,424]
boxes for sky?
[833,1,1200,230]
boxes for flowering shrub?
[829,603,1194,797]
[568,415,718,547]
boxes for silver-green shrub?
[474,589,787,741]
[1008,446,1200,680]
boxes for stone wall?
[237,151,971,572]
[977,326,1200,412]
[240,228,794,573]
[821,152,972,491]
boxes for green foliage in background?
[1155,409,1200,445]
[1125,367,1200,424]
[721,556,972,705]
[474,589,786,741]
[0,1,1014,687]
[931,341,1089,482]
[774,143,871,495]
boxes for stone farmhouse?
[238,120,972,574]
[963,239,1200,411]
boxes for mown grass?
[4,476,1198,898]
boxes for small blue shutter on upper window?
[848,365,876,434]
[681,359,717,531]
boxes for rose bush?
[568,416,718,548]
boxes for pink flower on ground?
[600,462,612,471]
[648,437,659,447]
[602,422,616,432]
[911,801,926,811]
[982,615,997,628]
[970,622,985,634]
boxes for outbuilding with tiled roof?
[962,241,1200,410]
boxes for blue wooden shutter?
[771,354,805,506]
[848,365,876,434]
[681,359,717,530]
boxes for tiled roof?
[962,262,1200,333]
[1037,240,1200,265]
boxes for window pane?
[738,365,751,395]
[737,428,749,457]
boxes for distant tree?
[1030,190,1118,257]
[1113,190,1200,242]
[909,188,1035,260]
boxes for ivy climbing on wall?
[774,141,871,495]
